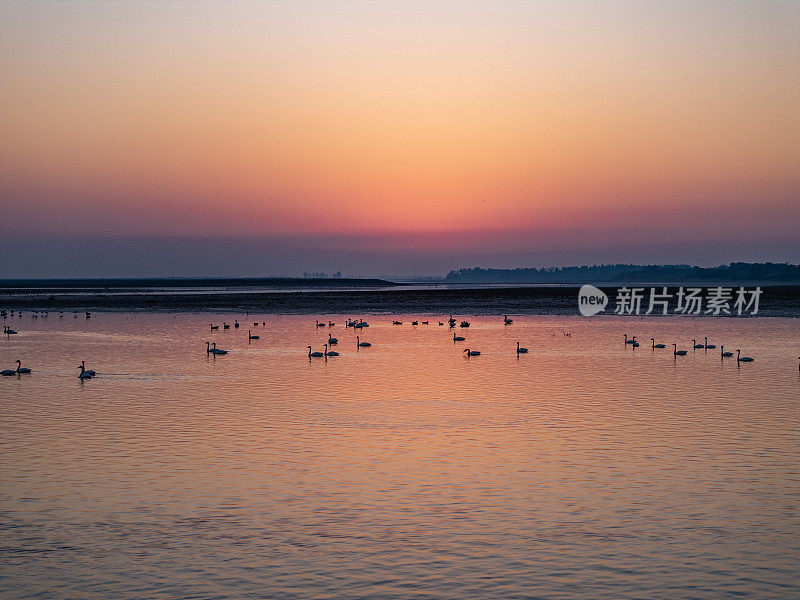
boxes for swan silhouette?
[357,336,371,347]
[79,361,96,376]
[516,342,528,354]
[720,345,733,357]
[4,326,18,335]
[223,323,230,329]
[315,320,326,328]
[328,333,338,344]
[77,364,93,379]
[453,333,465,342]
[624,334,635,345]
[206,342,227,355]
[308,346,324,358]
[324,344,339,357]
[1,366,16,376]
[504,315,513,324]
[704,336,716,349]
[631,336,640,348]
[15,360,31,374]
[248,330,259,341]
[673,343,688,356]
[736,349,754,363]
[210,324,219,330]
[692,339,704,349]
[651,338,666,349]
[463,348,481,356]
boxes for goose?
[308,346,324,358]
[223,322,230,329]
[463,348,481,356]
[504,315,513,325]
[79,361,96,376]
[453,333,465,342]
[516,342,528,354]
[692,339,705,349]
[210,324,219,330]
[357,336,371,347]
[624,334,635,345]
[651,338,666,349]
[328,333,338,344]
[1,366,16,376]
[248,330,259,341]
[673,343,688,356]
[315,320,326,328]
[720,345,733,358]
[324,344,339,357]
[15,360,31,374]
[736,349,754,363]
[704,336,716,349]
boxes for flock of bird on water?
[2,309,796,378]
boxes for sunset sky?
[1,0,798,277]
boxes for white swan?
[516,342,528,354]
[736,349,754,362]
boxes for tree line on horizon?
[444,262,800,283]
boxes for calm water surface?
[1,314,799,599]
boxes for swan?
[357,336,371,347]
[704,336,716,349]
[315,320,326,328]
[692,339,704,349]
[253,322,259,327]
[631,336,640,348]
[460,321,470,327]
[422,321,429,325]
[453,333,465,342]
[720,345,733,358]
[1,366,16,376]
[463,348,481,356]
[210,324,219,330]
[624,334,635,345]
[77,364,93,379]
[411,321,418,326]
[438,322,443,326]
[308,346,324,358]
[324,344,339,357]
[393,321,403,325]
[651,338,666,349]
[15,360,31,374]
[223,322,230,329]
[328,333,338,344]
[248,330,259,340]
[212,343,227,355]
[516,342,528,354]
[736,349,754,362]
[4,326,18,335]
[80,361,96,376]
[504,315,513,324]
[673,343,688,356]
[328,321,335,327]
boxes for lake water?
[2,313,799,599]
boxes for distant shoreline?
[2,284,799,317]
